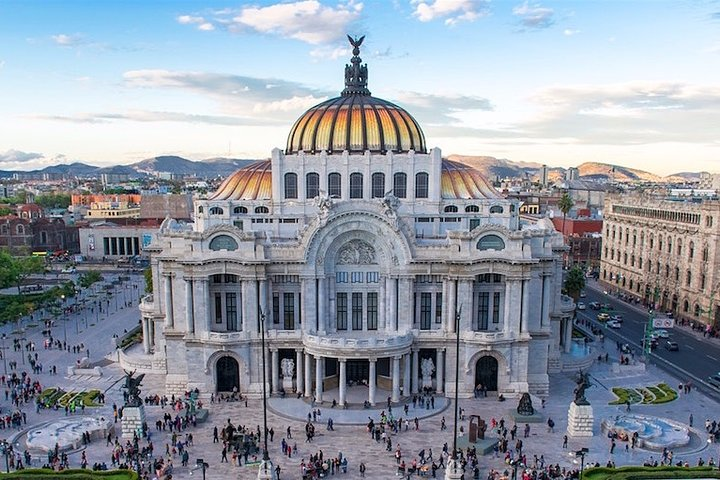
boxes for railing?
[141,294,154,306]
[462,331,505,341]
[205,331,249,342]
[303,332,414,349]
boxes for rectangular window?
[306,173,320,199]
[103,237,110,255]
[393,173,407,198]
[435,292,443,323]
[336,271,348,283]
[492,292,501,323]
[272,293,280,324]
[420,292,432,330]
[477,292,489,331]
[214,293,222,324]
[283,292,295,330]
[352,292,363,330]
[226,293,237,331]
[336,293,347,330]
[328,173,342,198]
[469,219,481,231]
[366,272,379,283]
[367,292,378,330]
[351,272,364,283]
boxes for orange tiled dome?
[441,160,503,199]
[210,160,272,201]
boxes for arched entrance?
[475,356,498,392]
[216,356,240,392]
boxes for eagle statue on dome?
[347,34,365,55]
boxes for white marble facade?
[139,45,571,402]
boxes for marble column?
[411,349,419,394]
[318,277,326,333]
[259,280,268,333]
[271,349,279,394]
[379,277,386,330]
[369,358,377,406]
[163,275,174,328]
[403,353,411,397]
[388,278,398,331]
[447,279,457,334]
[296,350,304,395]
[541,275,551,327]
[142,318,150,354]
[201,279,212,334]
[184,277,194,334]
[148,320,155,349]
[315,356,323,403]
[503,280,513,336]
[459,280,473,332]
[521,279,530,334]
[564,318,572,353]
[398,278,413,331]
[304,352,312,398]
[339,359,347,406]
[242,280,256,333]
[392,356,401,402]
[436,349,445,394]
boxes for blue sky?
[1,0,719,175]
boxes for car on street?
[61,266,76,274]
[602,303,612,310]
[610,314,623,322]
[577,302,586,310]
[589,301,601,310]
[664,340,679,351]
[580,291,587,298]
[708,373,720,389]
[597,313,610,321]
[606,320,622,329]
[654,329,670,338]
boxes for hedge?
[583,465,720,480]
[608,384,677,405]
[0,468,138,479]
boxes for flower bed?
[609,383,677,405]
[583,465,720,480]
[39,388,102,408]
[0,468,138,479]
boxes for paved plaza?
[1,278,720,479]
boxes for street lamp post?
[257,310,277,480]
[1,334,7,375]
[0,440,10,473]
[60,294,67,344]
[575,448,588,479]
[195,458,208,480]
[445,307,463,480]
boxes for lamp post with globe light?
[445,307,463,480]
[257,310,277,480]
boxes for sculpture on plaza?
[280,358,295,379]
[122,370,145,407]
[468,415,487,442]
[573,370,593,406]
[516,392,535,416]
[421,357,435,389]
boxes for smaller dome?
[210,160,272,201]
[441,160,502,199]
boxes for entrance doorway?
[347,360,369,384]
[216,356,239,392]
[475,356,498,392]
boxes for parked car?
[654,329,670,338]
[580,291,587,298]
[601,303,612,310]
[610,314,624,322]
[708,373,720,389]
[577,302,586,310]
[664,341,679,351]
[597,313,610,322]
[61,266,76,274]
[589,302,601,310]
[606,320,622,329]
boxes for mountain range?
[0,154,705,184]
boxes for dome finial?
[342,34,370,96]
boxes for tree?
[35,193,72,209]
[564,266,586,302]
[0,252,44,294]
[558,193,574,235]
[79,270,103,288]
[144,267,153,294]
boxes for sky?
[1,0,719,176]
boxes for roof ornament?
[342,34,370,96]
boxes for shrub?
[0,467,139,479]
[583,465,719,480]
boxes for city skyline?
[1,0,719,175]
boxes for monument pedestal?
[257,457,278,479]
[567,401,594,437]
[121,405,146,439]
[444,457,464,479]
[282,377,294,394]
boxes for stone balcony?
[303,331,414,359]
[139,294,154,315]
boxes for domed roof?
[441,160,503,199]
[285,35,426,155]
[210,160,272,201]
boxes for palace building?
[138,39,573,402]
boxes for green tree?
[79,270,103,288]
[0,252,44,294]
[144,267,153,294]
[35,193,72,209]
[558,192,574,235]
[564,266,586,302]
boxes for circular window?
[477,234,505,251]
[209,235,238,251]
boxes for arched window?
[209,207,224,215]
[198,206,204,214]
[306,172,320,199]
[393,172,407,198]
[444,205,458,213]
[674,266,679,281]
[415,172,429,198]
[689,241,694,259]
[677,239,682,256]
[694,304,701,317]
[350,173,363,199]
[649,234,654,249]
[667,237,672,253]
[632,230,637,246]
[686,270,692,287]
[489,205,504,214]
[16,224,24,235]
[477,234,505,251]
[40,231,47,244]
[465,205,479,213]
[255,206,269,214]
[683,300,689,312]
[371,172,385,198]
[0,224,7,235]
[209,235,238,251]
[328,173,341,198]
[284,172,298,199]
[233,206,247,214]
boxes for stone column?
[148,320,155,349]
[242,280,257,334]
[403,353,411,397]
[564,318,572,353]
[398,278,413,331]
[184,277,194,334]
[296,350,304,395]
[142,318,150,354]
[163,274,174,328]
[388,278,398,331]
[459,279,473,332]
[379,277,386,330]
[201,278,212,334]
[541,274,551,327]
[315,356,323,402]
[304,352,312,398]
[369,358,377,406]
[259,280,268,333]
[271,349,279,394]
[447,279,457,334]
[318,277,326,333]
[503,280,513,336]
[392,356,401,402]
[436,349,445,394]
[521,279,530,334]
[339,359,347,406]
[411,349,419,394]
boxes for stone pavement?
[1,277,720,479]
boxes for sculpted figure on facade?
[381,191,400,219]
[337,239,376,265]
[315,191,333,225]
[280,358,295,379]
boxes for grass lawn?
[0,468,138,479]
[583,465,720,480]
[609,383,677,405]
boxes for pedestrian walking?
[562,435,568,448]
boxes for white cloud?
[178,1,362,44]
[396,91,492,125]
[28,110,281,126]
[309,46,350,60]
[412,0,489,25]
[0,149,44,163]
[563,28,580,36]
[512,1,554,29]
[51,33,85,46]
